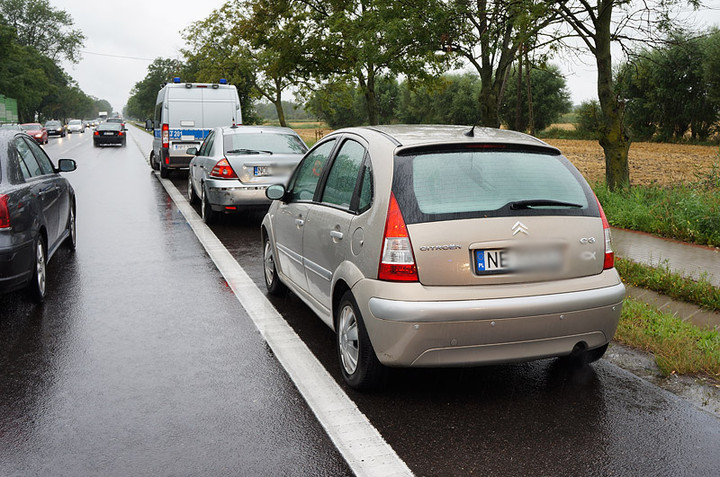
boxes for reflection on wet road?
[0,127,718,476]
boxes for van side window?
[154,101,162,127]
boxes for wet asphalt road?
[1,126,719,476]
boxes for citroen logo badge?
[512,221,529,236]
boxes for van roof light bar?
[173,77,181,83]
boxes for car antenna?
[464,116,481,137]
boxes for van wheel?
[336,291,385,390]
[150,152,159,170]
[28,235,47,303]
[159,163,169,178]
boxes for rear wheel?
[336,291,386,390]
[159,162,169,178]
[28,235,47,303]
[149,152,159,170]
[263,235,286,295]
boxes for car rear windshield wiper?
[226,148,273,155]
[509,199,584,210]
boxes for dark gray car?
[0,130,77,301]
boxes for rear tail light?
[94,131,99,136]
[595,195,614,269]
[118,131,124,136]
[378,193,418,281]
[0,195,10,228]
[209,158,238,179]
[162,123,169,148]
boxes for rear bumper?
[206,180,270,209]
[354,276,625,367]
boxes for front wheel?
[28,235,47,303]
[263,236,286,296]
[187,173,199,205]
[149,152,159,170]
[336,291,386,390]
[201,186,216,224]
[64,204,77,250]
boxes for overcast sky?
[56,0,720,115]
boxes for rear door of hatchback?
[392,144,611,292]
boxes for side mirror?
[186,147,198,155]
[266,183,287,201]
[57,159,77,172]
[145,119,153,130]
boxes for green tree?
[499,64,572,132]
[554,0,702,190]
[125,58,184,120]
[0,0,85,62]
[396,74,481,125]
[298,0,449,125]
[432,0,561,128]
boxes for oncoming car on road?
[44,120,65,137]
[187,125,308,224]
[0,129,77,302]
[67,119,85,133]
[20,123,48,144]
[93,122,127,147]
[261,125,626,390]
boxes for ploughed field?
[544,139,719,187]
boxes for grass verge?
[616,298,720,381]
[593,181,720,247]
[615,257,720,312]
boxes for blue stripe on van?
[153,129,210,140]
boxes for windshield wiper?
[225,148,273,155]
[509,199,584,210]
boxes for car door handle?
[295,218,304,227]
[329,230,343,240]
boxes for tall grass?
[593,172,720,247]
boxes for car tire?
[64,204,77,251]
[336,291,386,390]
[201,185,216,224]
[28,235,47,303]
[263,235,286,296]
[122,141,126,147]
[159,162,169,178]
[149,152,159,171]
[93,141,98,147]
[187,173,199,205]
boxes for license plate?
[103,132,114,135]
[474,247,562,274]
[173,143,198,151]
[254,165,273,176]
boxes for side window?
[289,139,336,202]
[320,139,365,210]
[154,101,163,126]
[357,161,373,213]
[15,138,43,178]
[27,139,55,174]
[199,131,215,156]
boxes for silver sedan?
[187,125,308,223]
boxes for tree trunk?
[361,68,379,126]
[525,51,535,135]
[273,79,287,127]
[515,53,523,131]
[595,1,630,191]
[477,81,500,128]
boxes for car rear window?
[392,148,598,224]
[97,123,122,131]
[223,133,307,155]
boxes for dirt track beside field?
[545,139,720,186]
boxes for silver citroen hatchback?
[261,125,625,390]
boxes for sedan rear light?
[378,193,418,282]
[209,158,238,179]
[595,195,614,269]
[0,194,10,228]
[118,131,124,136]
[94,131,99,136]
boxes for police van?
[150,78,241,177]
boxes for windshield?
[392,149,597,224]
[45,121,60,127]
[20,124,40,131]
[223,132,307,155]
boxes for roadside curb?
[625,285,720,331]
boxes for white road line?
[155,173,413,477]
